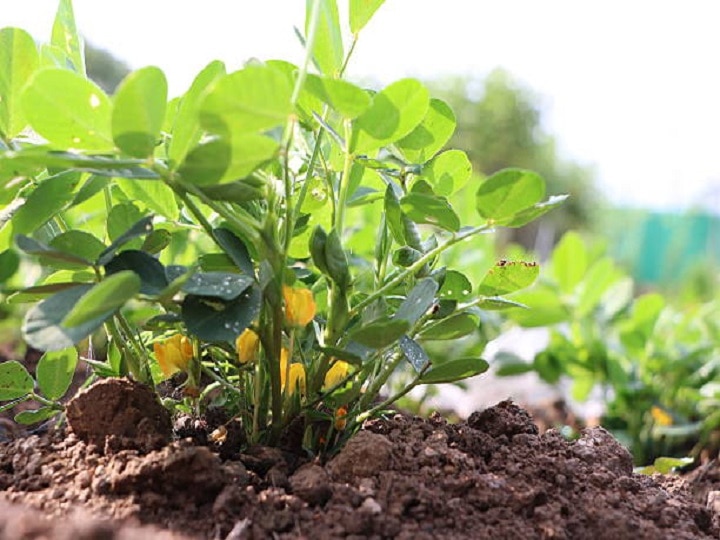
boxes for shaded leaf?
[104,250,168,296]
[400,335,429,372]
[0,361,34,401]
[395,278,438,325]
[182,285,261,342]
[420,357,489,384]
[15,406,59,425]
[348,317,410,349]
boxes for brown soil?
[1,379,720,539]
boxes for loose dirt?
[1,379,719,539]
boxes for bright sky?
[4,1,720,212]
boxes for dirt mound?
[1,397,718,539]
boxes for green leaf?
[115,178,179,220]
[181,272,254,301]
[107,202,144,244]
[97,214,154,265]
[477,260,540,296]
[420,357,489,384]
[438,270,472,301]
[0,360,34,400]
[508,288,570,327]
[104,250,168,296]
[577,258,623,317]
[401,190,460,232]
[22,69,113,151]
[15,235,95,267]
[400,335,429,372]
[351,79,430,154]
[182,285,261,342]
[325,229,350,287]
[478,297,529,310]
[112,66,168,157]
[310,225,330,275]
[502,194,569,228]
[15,406,59,425]
[178,138,230,185]
[0,28,39,138]
[421,150,472,197]
[48,230,106,269]
[62,271,141,328]
[304,74,370,119]
[494,351,534,376]
[200,65,293,134]
[198,179,265,204]
[9,171,81,236]
[475,168,545,222]
[169,60,226,165]
[420,313,477,341]
[551,231,588,293]
[349,0,385,33]
[212,228,254,276]
[51,0,85,73]
[307,0,344,76]
[397,99,456,164]
[36,346,78,400]
[22,284,100,350]
[396,278,438,325]
[348,317,410,349]
[223,133,279,181]
[0,249,20,283]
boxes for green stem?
[334,120,354,231]
[29,392,63,409]
[292,0,321,104]
[115,312,151,383]
[357,350,405,411]
[351,224,492,317]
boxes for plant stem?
[351,224,492,317]
[115,312,151,383]
[356,350,405,412]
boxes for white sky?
[4,1,720,212]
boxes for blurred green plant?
[496,231,720,464]
[0,0,565,451]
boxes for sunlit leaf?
[51,0,85,73]
[0,28,39,138]
[351,79,429,153]
[115,178,179,220]
[420,313,477,340]
[477,260,539,297]
[349,0,385,33]
[397,98,455,164]
[475,168,545,222]
[307,0,343,76]
[36,346,78,400]
[200,65,293,134]
[304,74,370,119]
[551,231,588,294]
[169,60,225,165]
[22,69,113,151]
[112,66,167,157]
[421,150,472,196]
[401,190,460,232]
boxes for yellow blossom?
[154,334,193,377]
[651,406,673,426]
[283,285,316,327]
[236,328,260,364]
[334,406,348,431]
[323,360,350,390]
[279,348,306,395]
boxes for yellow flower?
[651,406,673,426]
[323,360,350,390]
[283,285,316,327]
[236,328,260,364]
[154,334,193,377]
[334,406,348,431]
[279,348,306,395]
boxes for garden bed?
[1,381,718,539]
